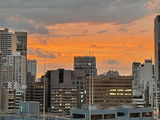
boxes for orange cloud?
[27,14,155,78]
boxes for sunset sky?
[0,0,159,77]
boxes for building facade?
[132,59,155,107]
[74,56,97,76]
[70,106,154,120]
[72,70,86,108]
[45,69,77,114]
[5,52,26,87]
[26,78,48,112]
[155,15,160,84]
[27,60,36,83]
[15,32,27,57]
[86,76,133,109]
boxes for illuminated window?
[125,93,132,95]
[81,95,83,98]
[51,106,54,109]
[81,100,83,102]
[109,93,116,95]
[125,89,132,91]
[110,89,116,91]
[117,93,123,95]
[117,89,124,92]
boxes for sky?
[0,0,160,77]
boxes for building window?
[109,93,116,95]
[130,113,140,118]
[104,114,115,119]
[72,114,85,118]
[91,115,102,120]
[142,112,152,117]
[117,112,125,116]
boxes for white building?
[27,60,36,83]
[132,59,155,107]
[6,52,26,88]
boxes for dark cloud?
[118,27,128,32]
[97,30,108,34]
[107,59,120,65]
[27,48,59,58]
[0,0,153,33]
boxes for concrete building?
[27,60,36,83]
[45,69,77,114]
[0,28,17,82]
[132,59,155,107]
[72,70,86,108]
[1,88,16,110]
[74,56,97,76]
[15,32,27,57]
[70,105,154,120]
[86,76,133,109]
[6,52,26,88]
[26,77,48,112]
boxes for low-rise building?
[86,76,133,109]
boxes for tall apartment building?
[45,69,77,114]
[5,52,26,88]
[155,15,160,84]
[0,28,17,64]
[86,76,133,109]
[74,56,97,76]
[27,60,36,83]
[15,32,27,57]
[0,28,17,82]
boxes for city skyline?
[0,0,159,77]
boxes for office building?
[86,76,133,109]
[72,70,86,108]
[26,77,48,112]
[0,51,2,109]
[15,32,27,56]
[132,59,155,107]
[74,56,97,76]
[70,105,154,120]
[155,15,160,84]
[45,69,77,114]
[27,60,36,83]
[5,52,26,87]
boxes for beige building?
[86,76,133,109]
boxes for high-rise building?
[27,60,36,83]
[74,56,97,76]
[155,15,160,84]
[0,28,17,65]
[15,32,27,56]
[45,69,77,114]
[72,70,86,108]
[0,28,17,82]
[132,59,155,107]
[86,76,133,109]
[5,52,26,88]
